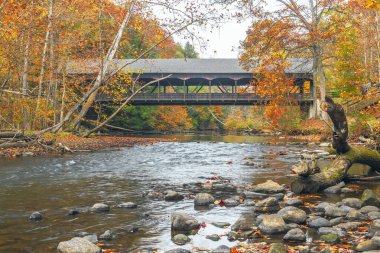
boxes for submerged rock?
[117,202,137,209]
[253,180,285,194]
[224,198,240,207]
[194,193,214,206]
[171,212,200,231]
[57,237,100,253]
[211,222,230,228]
[211,245,230,253]
[259,214,286,234]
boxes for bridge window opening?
[304,81,311,94]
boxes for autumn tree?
[239,0,349,119]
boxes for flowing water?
[0,134,377,252]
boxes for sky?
[176,19,252,59]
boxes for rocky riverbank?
[49,176,380,253]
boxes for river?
[0,134,376,252]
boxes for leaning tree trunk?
[291,96,380,194]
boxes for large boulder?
[255,197,280,213]
[171,212,200,231]
[258,214,287,234]
[277,206,306,224]
[362,189,380,207]
[252,180,285,194]
[194,193,214,206]
[57,237,101,253]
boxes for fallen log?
[291,96,380,194]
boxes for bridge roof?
[67,58,312,76]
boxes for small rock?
[283,228,306,242]
[211,245,230,253]
[314,202,332,212]
[356,240,379,252]
[164,249,191,253]
[324,186,341,194]
[172,234,190,245]
[337,222,362,230]
[57,237,100,253]
[117,202,137,209]
[206,234,220,241]
[259,214,287,234]
[346,209,367,221]
[336,182,346,188]
[253,180,285,194]
[171,212,200,231]
[68,209,80,216]
[91,203,110,213]
[255,197,280,213]
[369,212,380,221]
[361,206,380,214]
[342,198,362,209]
[309,217,331,228]
[362,190,380,207]
[277,206,306,224]
[286,223,299,231]
[284,198,303,207]
[318,227,347,237]
[227,231,238,241]
[29,212,43,221]
[244,191,269,199]
[320,233,340,243]
[194,193,214,206]
[212,222,231,228]
[268,243,287,253]
[165,191,184,201]
[99,230,114,241]
[224,198,240,207]
[329,217,344,226]
[231,214,256,231]
[244,200,256,206]
[325,205,348,217]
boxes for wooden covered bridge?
[67,58,314,107]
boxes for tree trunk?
[35,0,54,128]
[71,1,136,131]
[291,96,380,194]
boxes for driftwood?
[291,96,380,194]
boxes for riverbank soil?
[0,133,169,158]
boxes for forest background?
[0,0,379,139]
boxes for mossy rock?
[361,189,380,207]
[268,243,287,253]
[320,233,340,243]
